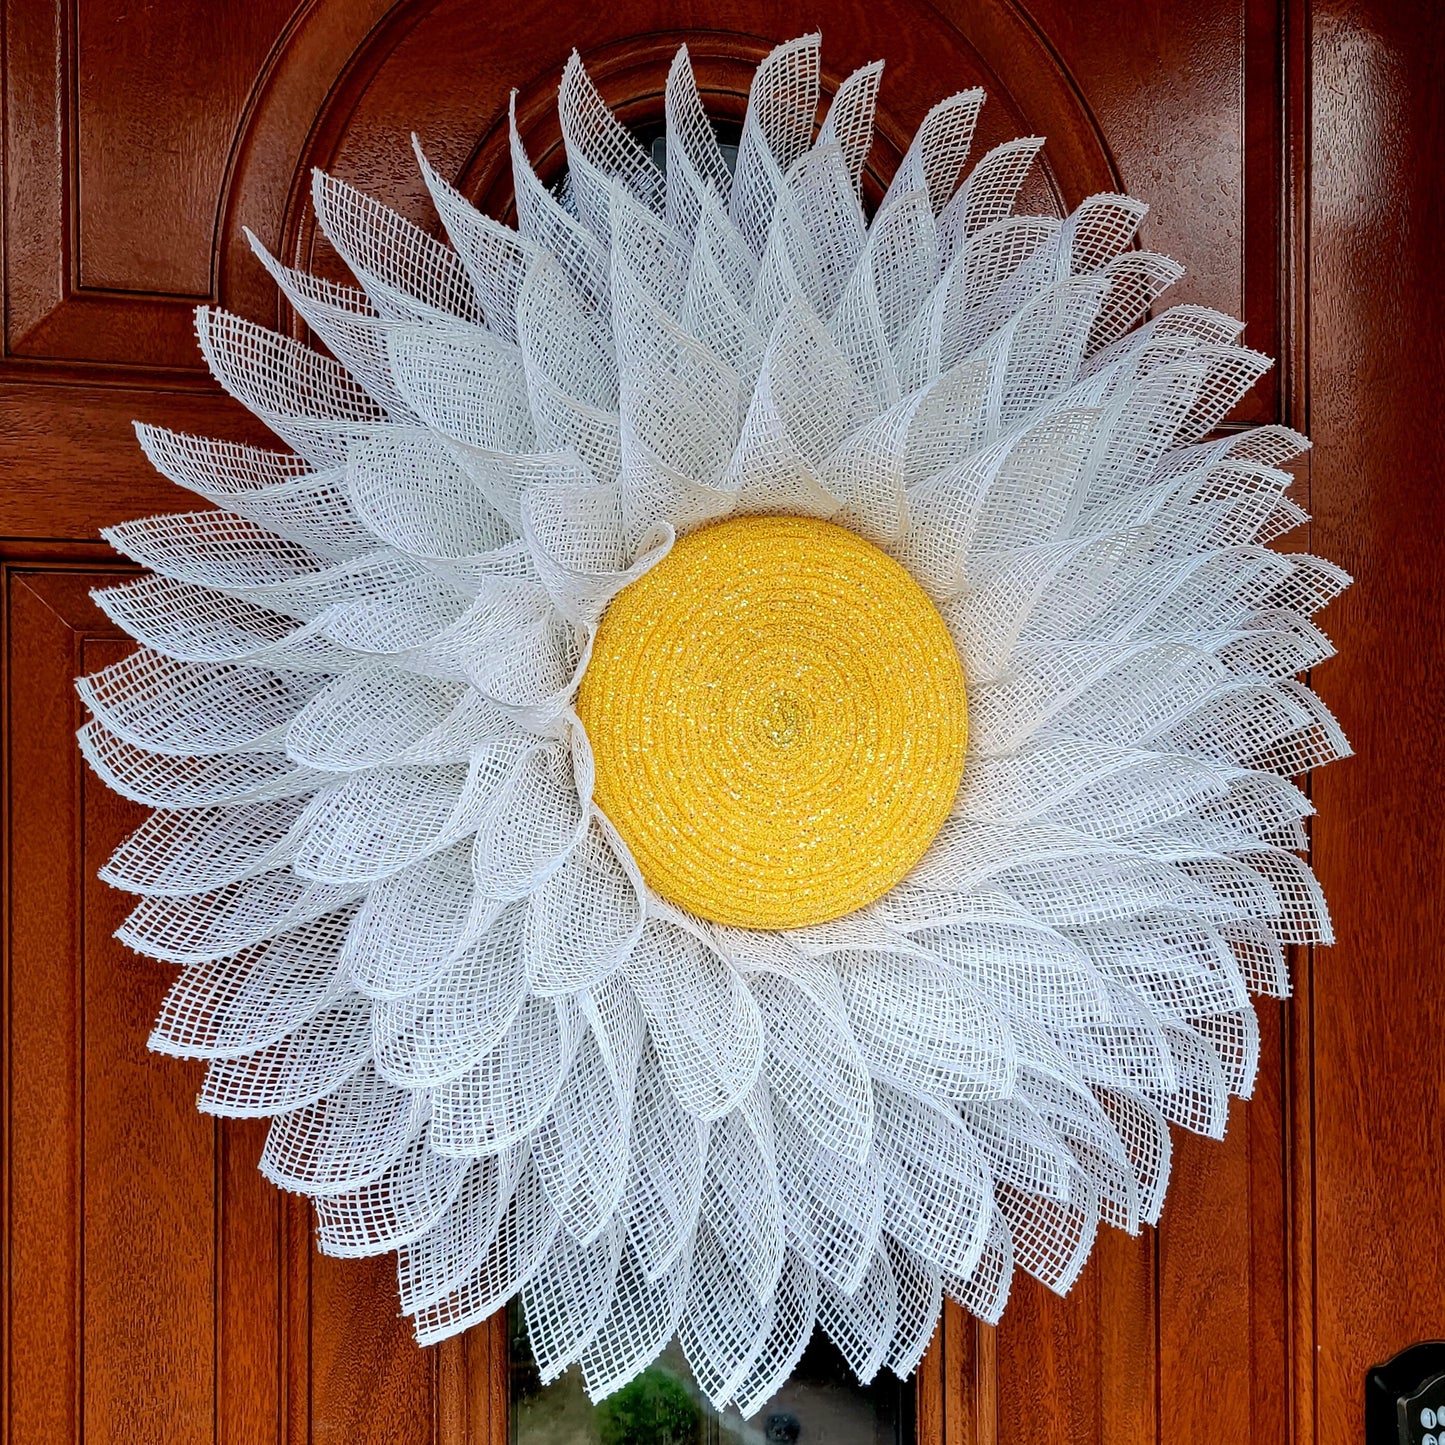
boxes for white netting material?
[80,34,1348,1413]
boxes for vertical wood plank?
[941,1307,999,1445]
[1249,1001,1289,1445]
[1308,3,1445,1444]
[80,635,217,1444]
[917,1303,946,1444]
[218,1116,284,1445]
[307,1249,437,1444]
[996,1273,1102,1443]
[994,1227,1155,1444]
[971,1319,998,1445]
[284,1191,313,1445]
[1094,1229,1156,1444]
[1158,1108,1261,1445]
[6,575,87,1445]
[437,1337,468,1445]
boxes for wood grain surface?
[2,2,1439,1441]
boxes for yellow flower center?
[577,514,968,929]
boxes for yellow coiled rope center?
[577,514,968,929]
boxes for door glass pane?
[509,1300,914,1444]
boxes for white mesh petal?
[530,977,644,1238]
[79,33,1347,1407]
[816,1244,896,1384]
[259,1063,424,1195]
[579,1234,695,1400]
[372,903,529,1087]
[198,995,372,1118]
[522,1220,626,1381]
[523,812,645,995]
[410,1151,562,1344]
[679,1218,777,1406]
[620,1043,709,1282]
[884,1237,944,1377]
[314,1133,471,1258]
[774,1098,883,1293]
[429,997,583,1156]
[624,907,764,1120]
[729,1248,818,1415]
[341,845,487,999]
[311,168,482,323]
[134,425,373,561]
[149,909,353,1058]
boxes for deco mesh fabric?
[78,33,1350,1415]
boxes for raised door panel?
[2,568,467,1444]
[1308,0,1445,1434]
[6,571,278,1445]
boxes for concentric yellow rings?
[577,514,968,930]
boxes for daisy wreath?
[77,34,1349,1417]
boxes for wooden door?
[2,2,1440,1442]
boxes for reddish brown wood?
[73,0,299,296]
[3,4,1440,1444]
[308,1249,437,1445]
[80,630,217,1443]
[1307,1,1445,1440]
[4,572,286,1444]
[1,569,442,1443]
[937,1303,996,1445]
[6,573,91,1445]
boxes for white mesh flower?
[79,34,1348,1415]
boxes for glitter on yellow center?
[576,514,969,930]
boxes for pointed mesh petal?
[531,977,644,1238]
[942,1213,1013,1324]
[396,1149,514,1312]
[429,997,583,1156]
[881,89,984,216]
[509,97,610,316]
[81,34,1349,1401]
[730,35,821,253]
[372,903,529,1087]
[679,1216,777,1407]
[314,1133,470,1258]
[818,61,884,191]
[149,909,353,1058]
[817,1245,897,1384]
[194,308,386,467]
[411,1152,562,1344]
[774,1099,883,1293]
[620,1044,709,1281]
[134,425,373,561]
[246,229,416,417]
[729,1248,818,1416]
[102,796,307,896]
[311,168,481,322]
[341,845,484,999]
[884,1238,944,1377]
[198,995,372,1117]
[346,426,513,562]
[259,1063,423,1195]
[624,909,764,1119]
[558,50,664,242]
[413,137,531,342]
[663,47,732,235]
[580,1235,695,1400]
[522,1220,626,1381]
[523,813,645,995]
